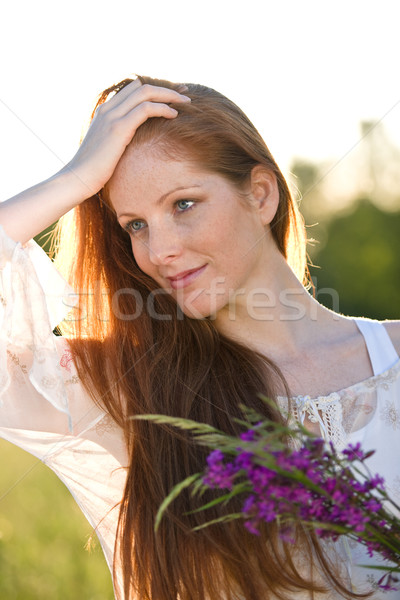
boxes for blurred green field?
[0,439,114,599]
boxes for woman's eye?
[126,220,145,233]
[125,200,195,234]
[176,199,195,212]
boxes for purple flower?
[290,487,312,504]
[378,519,388,528]
[377,572,400,591]
[244,520,261,536]
[342,442,366,461]
[248,466,275,490]
[369,474,385,490]
[274,452,295,471]
[242,495,256,514]
[203,454,238,490]
[352,481,370,494]
[240,430,256,442]
[206,449,224,466]
[365,540,381,558]
[315,527,330,538]
[305,467,323,485]
[305,498,327,520]
[363,498,382,512]
[258,499,277,522]
[332,489,350,505]
[198,426,397,590]
[290,448,313,470]
[340,506,369,531]
[324,477,338,494]
[234,451,254,471]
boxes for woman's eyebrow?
[117,184,202,219]
[156,184,202,206]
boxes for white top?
[0,225,399,599]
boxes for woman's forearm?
[0,166,93,244]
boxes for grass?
[0,439,114,599]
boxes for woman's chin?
[178,303,211,320]
[176,298,226,321]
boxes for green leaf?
[187,483,251,515]
[154,472,201,532]
[191,477,207,497]
[132,414,223,436]
[185,493,232,514]
[192,513,243,531]
[357,565,400,573]
[194,433,234,446]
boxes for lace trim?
[278,357,400,406]
[277,358,400,449]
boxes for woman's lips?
[167,264,207,290]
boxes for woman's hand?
[0,79,190,244]
[61,79,191,197]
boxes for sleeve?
[0,224,114,457]
[0,225,130,585]
[0,223,79,422]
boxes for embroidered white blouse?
[0,225,399,599]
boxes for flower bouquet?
[134,397,400,592]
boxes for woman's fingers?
[97,78,189,116]
[133,100,179,119]
[95,77,142,113]
[65,82,191,195]
[101,83,191,120]
[94,96,185,153]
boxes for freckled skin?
[107,146,276,319]
[106,144,399,400]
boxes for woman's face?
[107,145,276,320]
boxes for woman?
[0,74,399,599]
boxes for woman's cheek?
[130,242,149,273]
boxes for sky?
[1,0,400,204]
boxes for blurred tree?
[308,199,400,319]
[291,121,400,320]
[358,120,400,210]
[290,121,400,228]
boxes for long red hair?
[55,75,361,600]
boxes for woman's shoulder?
[381,319,400,356]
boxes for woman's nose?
[147,226,183,265]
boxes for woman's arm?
[0,79,191,244]
[0,169,94,244]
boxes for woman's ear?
[249,165,279,226]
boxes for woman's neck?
[213,249,342,364]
